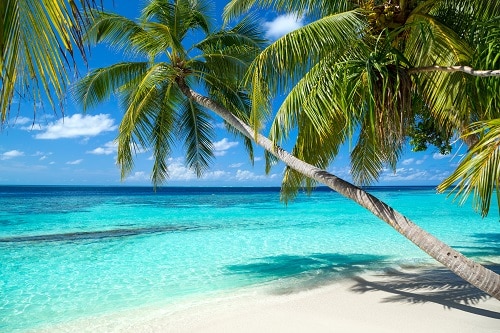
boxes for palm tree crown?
[226,0,500,215]
[74,0,265,186]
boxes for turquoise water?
[0,186,499,332]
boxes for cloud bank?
[34,114,117,139]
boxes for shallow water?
[0,186,498,332]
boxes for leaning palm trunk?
[176,79,500,300]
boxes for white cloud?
[213,138,238,157]
[167,158,197,181]
[10,116,32,126]
[402,158,414,166]
[206,170,230,179]
[415,156,428,165]
[213,122,226,129]
[34,114,117,139]
[380,165,452,183]
[66,159,83,165]
[433,153,449,160]
[126,171,149,181]
[235,169,278,181]
[32,151,52,161]
[87,141,118,155]
[264,13,304,40]
[229,163,244,168]
[381,168,429,182]
[1,150,24,160]
[133,145,149,154]
[328,166,352,179]
[165,157,230,181]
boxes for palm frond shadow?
[350,265,500,319]
[454,246,500,258]
[454,233,500,258]
[226,253,389,294]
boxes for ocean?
[0,186,498,332]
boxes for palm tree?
[224,0,500,215]
[74,0,500,299]
[74,0,264,185]
[222,0,500,295]
[0,0,100,123]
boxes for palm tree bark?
[408,66,500,77]
[176,78,500,300]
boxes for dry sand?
[34,266,500,333]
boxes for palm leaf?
[438,119,500,216]
[117,63,178,179]
[247,10,366,132]
[85,11,149,56]
[150,84,179,187]
[223,0,358,23]
[73,62,150,110]
[1,0,98,122]
[142,0,212,38]
[177,99,215,177]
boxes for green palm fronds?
[0,0,99,122]
[74,0,264,185]
[438,119,500,216]
[246,10,366,132]
[223,0,359,23]
[178,99,215,177]
[227,0,500,212]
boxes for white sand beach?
[35,265,500,333]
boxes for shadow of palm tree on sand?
[351,264,500,319]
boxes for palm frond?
[403,9,477,138]
[247,10,366,131]
[223,0,359,23]
[468,16,500,120]
[142,0,212,38]
[438,119,500,216]
[73,62,150,110]
[85,11,148,56]
[193,16,265,86]
[177,99,215,177]
[1,0,99,122]
[1,0,20,122]
[430,0,500,35]
[277,94,350,201]
[134,22,184,57]
[150,84,179,187]
[405,13,472,67]
[195,15,266,55]
[350,126,402,186]
[116,63,178,179]
[270,56,342,143]
[280,167,310,203]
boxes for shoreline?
[30,264,500,333]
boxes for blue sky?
[0,1,465,187]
